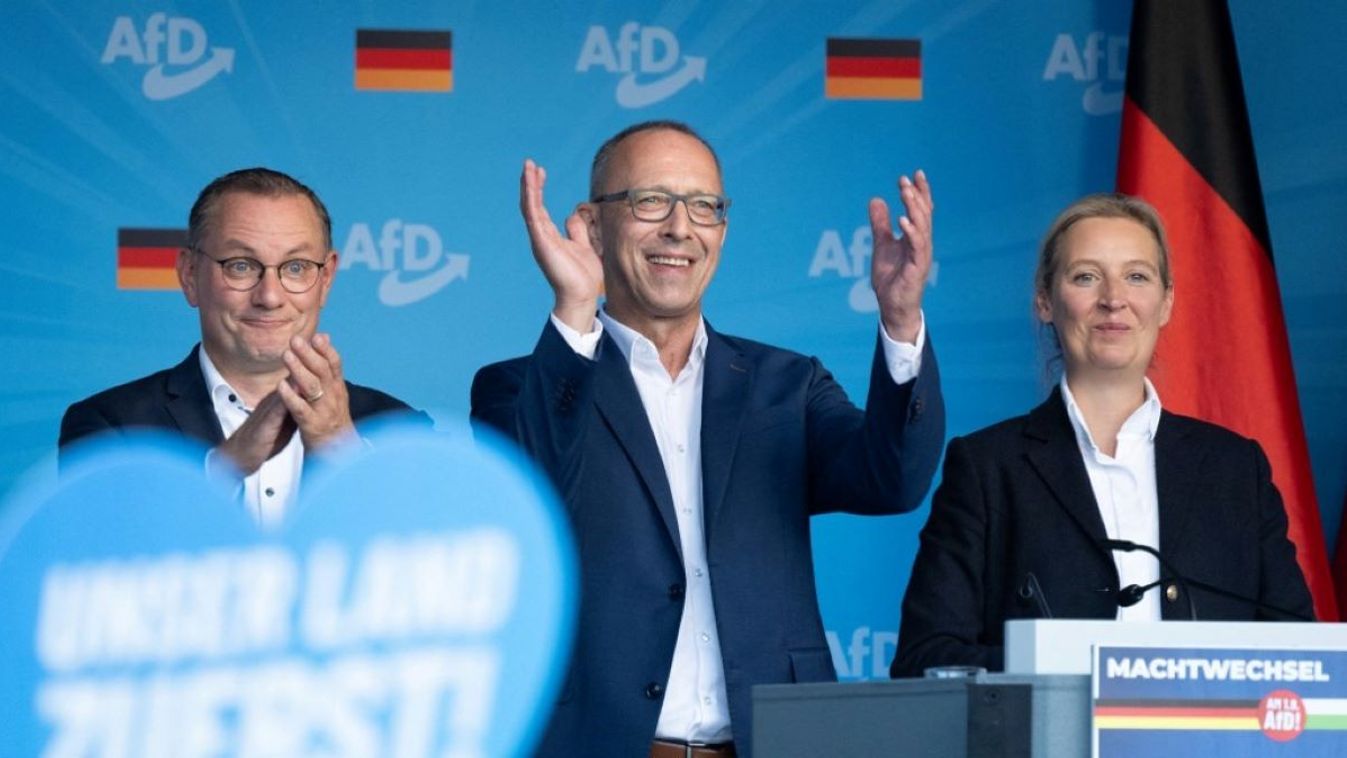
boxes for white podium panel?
[1005,620,1347,674]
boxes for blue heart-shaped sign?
[0,422,575,757]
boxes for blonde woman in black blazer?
[892,194,1313,677]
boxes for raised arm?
[870,169,933,345]
[520,159,603,334]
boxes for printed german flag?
[117,228,185,290]
[1094,700,1260,731]
[355,29,452,92]
[825,38,921,100]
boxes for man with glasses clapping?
[60,167,422,526]
[471,120,946,757]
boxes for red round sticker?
[1258,689,1306,742]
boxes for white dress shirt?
[199,348,303,527]
[1060,377,1163,621]
[553,307,925,742]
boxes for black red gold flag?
[825,38,921,100]
[117,228,185,290]
[1117,0,1337,619]
[356,29,452,92]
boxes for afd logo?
[808,226,939,314]
[1043,32,1128,116]
[827,626,897,681]
[341,220,469,307]
[576,23,706,108]
[101,14,235,100]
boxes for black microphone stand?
[1100,538,1198,620]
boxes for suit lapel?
[700,327,752,539]
[591,334,682,557]
[1023,389,1111,549]
[165,346,226,445]
[1155,412,1204,578]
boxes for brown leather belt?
[650,738,736,758]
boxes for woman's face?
[1035,216,1174,383]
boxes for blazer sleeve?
[58,400,117,451]
[469,320,598,499]
[892,434,1003,677]
[805,334,945,516]
[1252,441,1316,620]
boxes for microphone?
[1102,538,1313,621]
[1116,579,1164,608]
[1099,538,1197,620]
[1018,571,1054,618]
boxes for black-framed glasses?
[197,251,328,293]
[590,188,731,226]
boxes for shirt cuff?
[879,310,926,385]
[550,312,603,360]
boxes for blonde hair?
[1035,192,1172,298]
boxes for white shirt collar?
[1059,375,1163,454]
[597,307,708,376]
[197,345,246,411]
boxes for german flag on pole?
[355,29,452,92]
[117,228,184,290]
[1117,0,1338,620]
[825,38,921,100]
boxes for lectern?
[753,621,1346,757]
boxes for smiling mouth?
[647,255,691,268]
[241,318,290,329]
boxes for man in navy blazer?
[60,168,421,525]
[471,121,944,757]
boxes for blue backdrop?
[3,1,1344,679]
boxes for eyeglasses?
[590,188,731,226]
[197,251,328,293]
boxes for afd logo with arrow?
[341,220,470,307]
[1042,32,1128,116]
[101,13,235,101]
[576,23,706,109]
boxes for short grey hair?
[589,120,722,198]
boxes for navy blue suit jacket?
[892,387,1314,678]
[59,345,422,455]
[471,320,944,757]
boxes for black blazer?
[59,345,422,455]
[892,387,1313,677]
[472,320,944,758]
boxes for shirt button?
[227,393,237,403]
[694,568,704,578]
[700,632,710,643]
[264,487,275,497]
[677,443,686,453]
[703,696,712,706]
